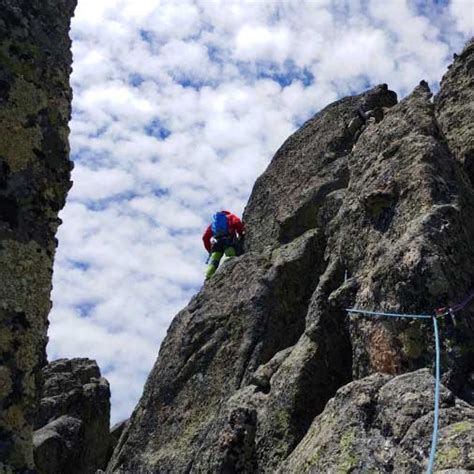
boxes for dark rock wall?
[0,1,76,471]
[33,359,111,474]
[109,39,474,473]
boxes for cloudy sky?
[48,0,473,423]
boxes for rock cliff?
[109,39,474,473]
[0,0,76,471]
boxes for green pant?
[206,246,236,279]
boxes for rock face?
[0,1,76,471]
[108,39,474,473]
[33,358,111,474]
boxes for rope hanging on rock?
[346,288,473,472]
[345,308,440,474]
[346,308,432,320]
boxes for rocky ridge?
[0,1,76,471]
[109,40,474,473]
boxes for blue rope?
[347,308,432,319]
[346,307,441,473]
[427,315,440,474]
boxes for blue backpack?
[211,212,229,237]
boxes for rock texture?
[282,369,474,473]
[108,419,129,463]
[34,415,82,474]
[33,358,111,474]
[0,1,76,471]
[244,84,397,252]
[110,228,326,472]
[108,39,474,473]
[435,39,474,186]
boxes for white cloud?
[449,0,474,36]
[234,25,293,63]
[128,196,205,230]
[49,0,474,423]
[159,40,217,80]
[318,29,394,80]
[70,165,134,200]
[80,83,155,123]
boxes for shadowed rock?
[0,0,76,471]
[326,79,474,395]
[108,419,129,463]
[34,415,82,474]
[34,358,111,474]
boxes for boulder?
[34,415,82,474]
[34,358,111,474]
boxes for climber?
[202,210,245,279]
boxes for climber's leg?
[224,246,236,258]
[206,251,223,279]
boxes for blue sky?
[48,0,473,423]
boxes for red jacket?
[202,211,244,252]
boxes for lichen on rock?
[281,369,474,473]
[0,0,76,471]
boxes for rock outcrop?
[33,358,111,474]
[0,0,76,471]
[109,39,474,473]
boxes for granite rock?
[34,358,111,474]
[0,0,76,471]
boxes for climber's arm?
[202,225,213,253]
